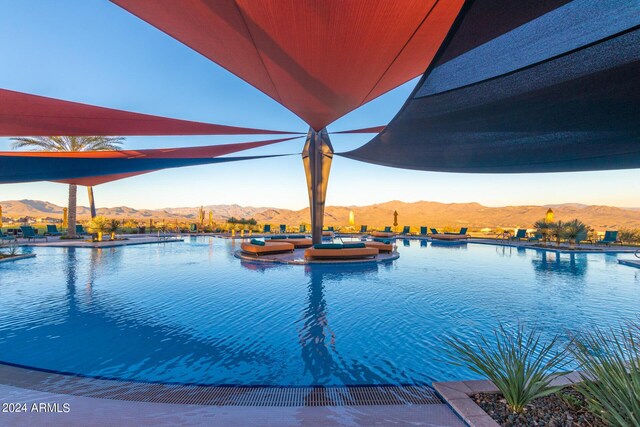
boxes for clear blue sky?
[1,0,639,210]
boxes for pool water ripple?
[0,237,639,386]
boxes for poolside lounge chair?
[364,239,393,253]
[596,230,620,246]
[241,239,294,256]
[371,226,395,238]
[267,235,312,248]
[76,224,88,235]
[46,224,62,236]
[189,223,198,233]
[20,226,47,242]
[510,229,527,241]
[0,230,16,241]
[279,224,287,233]
[528,233,543,242]
[400,226,411,235]
[304,243,378,260]
[445,228,468,235]
[326,226,335,232]
[299,224,306,233]
[359,225,368,233]
[430,228,438,234]
[263,224,271,233]
[575,230,590,245]
[420,226,428,236]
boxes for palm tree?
[10,136,124,237]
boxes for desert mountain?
[1,199,639,229]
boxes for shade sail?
[112,0,464,131]
[0,137,298,185]
[342,0,640,173]
[0,89,296,136]
[331,126,386,134]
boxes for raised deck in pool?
[234,247,399,265]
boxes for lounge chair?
[20,225,47,242]
[510,229,527,241]
[46,224,62,236]
[528,233,543,242]
[371,226,395,238]
[596,230,620,246]
[420,226,428,236]
[267,235,312,248]
[575,230,590,245]
[359,225,368,233]
[0,230,16,241]
[263,224,271,233]
[299,224,306,233]
[76,224,88,235]
[189,223,198,233]
[279,224,287,233]
[445,228,468,235]
[241,239,294,255]
[364,239,393,253]
[304,243,378,260]
[430,228,438,234]
[400,226,411,235]
[327,226,335,232]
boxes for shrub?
[571,323,640,426]
[445,323,569,413]
[619,229,640,245]
[560,219,589,245]
[87,216,110,234]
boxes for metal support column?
[302,127,334,245]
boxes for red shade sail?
[331,126,386,134]
[0,89,296,136]
[112,0,464,131]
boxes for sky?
[1,0,639,210]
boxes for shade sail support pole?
[87,186,97,219]
[302,127,333,245]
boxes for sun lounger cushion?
[304,247,379,259]
[314,243,343,249]
[342,243,366,248]
[373,238,392,244]
[362,241,393,253]
[250,239,265,246]
[241,241,294,255]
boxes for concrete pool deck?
[19,235,183,248]
[0,363,464,427]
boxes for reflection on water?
[430,241,467,250]
[531,251,588,277]
[299,263,384,385]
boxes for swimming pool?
[0,237,638,386]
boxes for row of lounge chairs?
[0,224,89,242]
[509,229,622,246]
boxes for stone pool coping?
[433,371,584,427]
[26,236,183,248]
[0,253,36,263]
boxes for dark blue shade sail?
[341,0,640,173]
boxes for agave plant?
[87,215,110,241]
[571,323,640,426]
[107,219,120,240]
[445,324,569,413]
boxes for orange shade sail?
[0,88,297,136]
[112,0,464,130]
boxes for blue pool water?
[0,237,639,386]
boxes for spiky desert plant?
[87,215,110,241]
[571,323,640,426]
[107,219,120,240]
[10,136,124,237]
[445,324,569,413]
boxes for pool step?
[0,362,441,406]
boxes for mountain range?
[1,199,639,229]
